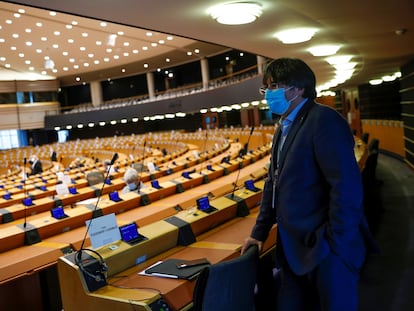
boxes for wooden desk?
[56,178,271,311]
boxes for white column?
[90,81,103,107]
[146,72,155,99]
[256,55,267,74]
[200,58,210,90]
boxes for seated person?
[122,167,146,194]
[103,159,116,176]
[29,155,43,175]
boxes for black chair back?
[192,245,258,311]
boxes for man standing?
[242,58,378,311]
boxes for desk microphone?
[78,152,118,253]
[137,141,146,193]
[231,126,254,199]
[74,152,117,291]
[21,157,42,245]
[23,157,27,229]
[198,130,209,175]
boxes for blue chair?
[192,245,258,311]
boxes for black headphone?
[75,249,108,283]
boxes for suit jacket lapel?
[278,100,315,167]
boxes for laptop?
[109,191,122,202]
[151,180,163,189]
[244,179,260,192]
[50,206,68,219]
[196,196,217,214]
[119,222,147,245]
[69,186,78,194]
[3,192,12,200]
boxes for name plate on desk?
[85,213,121,249]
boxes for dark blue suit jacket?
[252,100,378,275]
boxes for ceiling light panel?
[0,2,201,81]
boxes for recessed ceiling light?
[6,20,12,25]
[12,34,19,38]
[82,33,88,37]
[18,9,25,14]
[208,2,263,25]
[117,31,124,36]
[167,36,173,40]
[14,13,21,18]
[49,11,57,17]
[35,22,42,27]
[71,21,78,25]
[144,63,149,68]
[54,31,60,36]
[66,24,73,29]
[369,79,382,85]
[274,28,318,44]
[41,37,47,41]
[308,44,341,56]
[96,41,102,45]
[325,55,353,65]
[25,28,31,33]
[100,22,107,27]
[142,46,148,50]
[68,39,74,43]
[146,32,153,37]
[36,49,42,53]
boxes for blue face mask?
[127,183,137,191]
[265,87,293,115]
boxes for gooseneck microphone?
[23,157,27,228]
[231,126,254,198]
[77,152,118,256]
[137,141,146,193]
[198,130,209,174]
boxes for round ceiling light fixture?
[208,2,263,25]
[274,28,318,44]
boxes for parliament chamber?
[0,1,413,310]
[0,126,370,311]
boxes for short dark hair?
[263,58,317,99]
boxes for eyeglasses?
[259,82,277,95]
[259,83,291,95]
